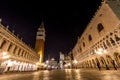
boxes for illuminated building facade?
[72,0,120,70]
[35,22,45,63]
[0,19,39,72]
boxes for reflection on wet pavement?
[0,69,120,80]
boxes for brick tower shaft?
[35,22,45,63]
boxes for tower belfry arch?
[35,22,45,63]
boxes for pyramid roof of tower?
[40,21,44,28]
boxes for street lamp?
[73,60,78,64]
[95,48,107,55]
[46,60,49,64]
[2,51,10,59]
[73,60,78,69]
[64,63,71,69]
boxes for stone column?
[2,41,10,51]
[9,44,16,54]
[19,49,23,57]
[23,51,26,58]
[0,37,4,47]
[15,47,19,56]
[3,41,11,51]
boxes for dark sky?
[0,0,101,61]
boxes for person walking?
[111,60,117,70]
[97,62,101,70]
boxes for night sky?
[0,0,101,61]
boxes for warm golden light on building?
[0,19,39,73]
[35,22,45,63]
[71,0,120,70]
[38,51,43,63]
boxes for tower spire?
[40,21,44,28]
[35,21,45,63]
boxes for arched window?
[8,44,12,52]
[13,46,17,54]
[21,51,24,57]
[88,34,92,41]
[80,47,82,52]
[97,23,104,33]
[115,34,120,42]
[110,37,116,46]
[103,42,107,49]
[18,49,21,56]
[0,40,6,49]
[100,44,104,49]
[83,42,85,47]
[106,40,111,47]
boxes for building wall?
[72,1,120,70]
[35,39,44,63]
[35,23,45,64]
[0,22,39,72]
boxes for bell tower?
[35,22,45,63]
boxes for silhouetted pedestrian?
[97,62,101,70]
[111,60,117,70]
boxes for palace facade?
[72,0,120,70]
